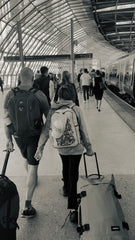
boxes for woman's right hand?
[86,149,95,156]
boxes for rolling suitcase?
[77,152,129,240]
[0,150,20,240]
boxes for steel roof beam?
[4,53,93,62]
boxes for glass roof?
[95,3,135,12]
[1,0,133,78]
[92,0,135,52]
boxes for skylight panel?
[107,31,135,36]
[117,4,135,10]
[95,3,135,12]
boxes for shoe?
[21,207,36,218]
[96,106,98,109]
[70,210,78,224]
[83,100,86,103]
[63,186,68,197]
[98,109,101,112]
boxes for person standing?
[34,85,94,224]
[80,69,91,102]
[4,67,49,218]
[93,70,104,112]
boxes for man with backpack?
[4,67,49,218]
[33,66,54,106]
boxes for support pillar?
[71,19,74,82]
[17,22,24,68]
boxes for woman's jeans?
[60,154,82,210]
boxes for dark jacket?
[33,75,51,105]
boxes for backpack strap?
[11,87,21,95]
[70,103,76,110]
[12,87,38,95]
[59,104,79,123]
[56,103,76,110]
[29,87,38,94]
[70,103,78,115]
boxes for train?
[106,52,135,98]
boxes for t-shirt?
[80,73,90,86]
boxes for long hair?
[58,85,72,100]
[96,70,101,76]
[62,71,71,84]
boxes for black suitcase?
[77,152,129,240]
[0,150,20,240]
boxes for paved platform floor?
[0,90,135,239]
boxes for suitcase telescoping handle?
[83,152,101,179]
[1,150,13,176]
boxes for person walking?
[0,76,4,93]
[33,66,54,106]
[89,69,96,96]
[80,68,91,102]
[4,67,49,218]
[93,70,104,112]
[54,70,79,106]
[34,85,94,224]
[35,70,41,80]
[77,69,83,92]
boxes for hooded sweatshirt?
[38,100,92,155]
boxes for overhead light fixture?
[116,21,135,25]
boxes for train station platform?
[0,90,135,239]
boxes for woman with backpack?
[54,70,79,106]
[35,85,94,224]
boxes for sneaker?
[63,186,68,197]
[70,210,78,224]
[21,207,36,218]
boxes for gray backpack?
[8,87,43,137]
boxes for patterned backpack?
[50,104,80,148]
